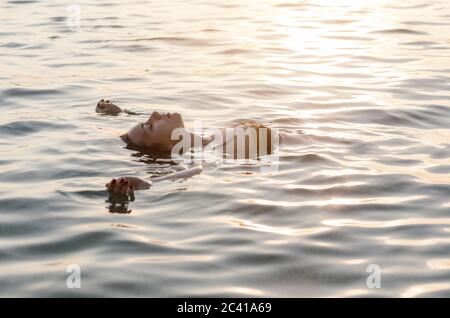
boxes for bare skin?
[124,110,186,150]
[105,176,150,193]
[96,99,123,115]
[105,167,204,194]
[96,99,274,198]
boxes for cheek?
[153,123,169,137]
[151,124,174,147]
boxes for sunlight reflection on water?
[0,0,449,297]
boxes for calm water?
[1,0,450,297]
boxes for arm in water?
[105,166,204,195]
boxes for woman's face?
[125,111,185,149]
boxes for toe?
[113,181,123,193]
[121,181,130,194]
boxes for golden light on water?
[1,0,450,298]
[213,216,329,236]
[323,218,450,228]
[402,283,450,297]
[427,259,450,270]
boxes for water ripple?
[0,0,450,297]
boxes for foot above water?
[96,98,123,114]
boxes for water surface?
[1,0,450,297]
